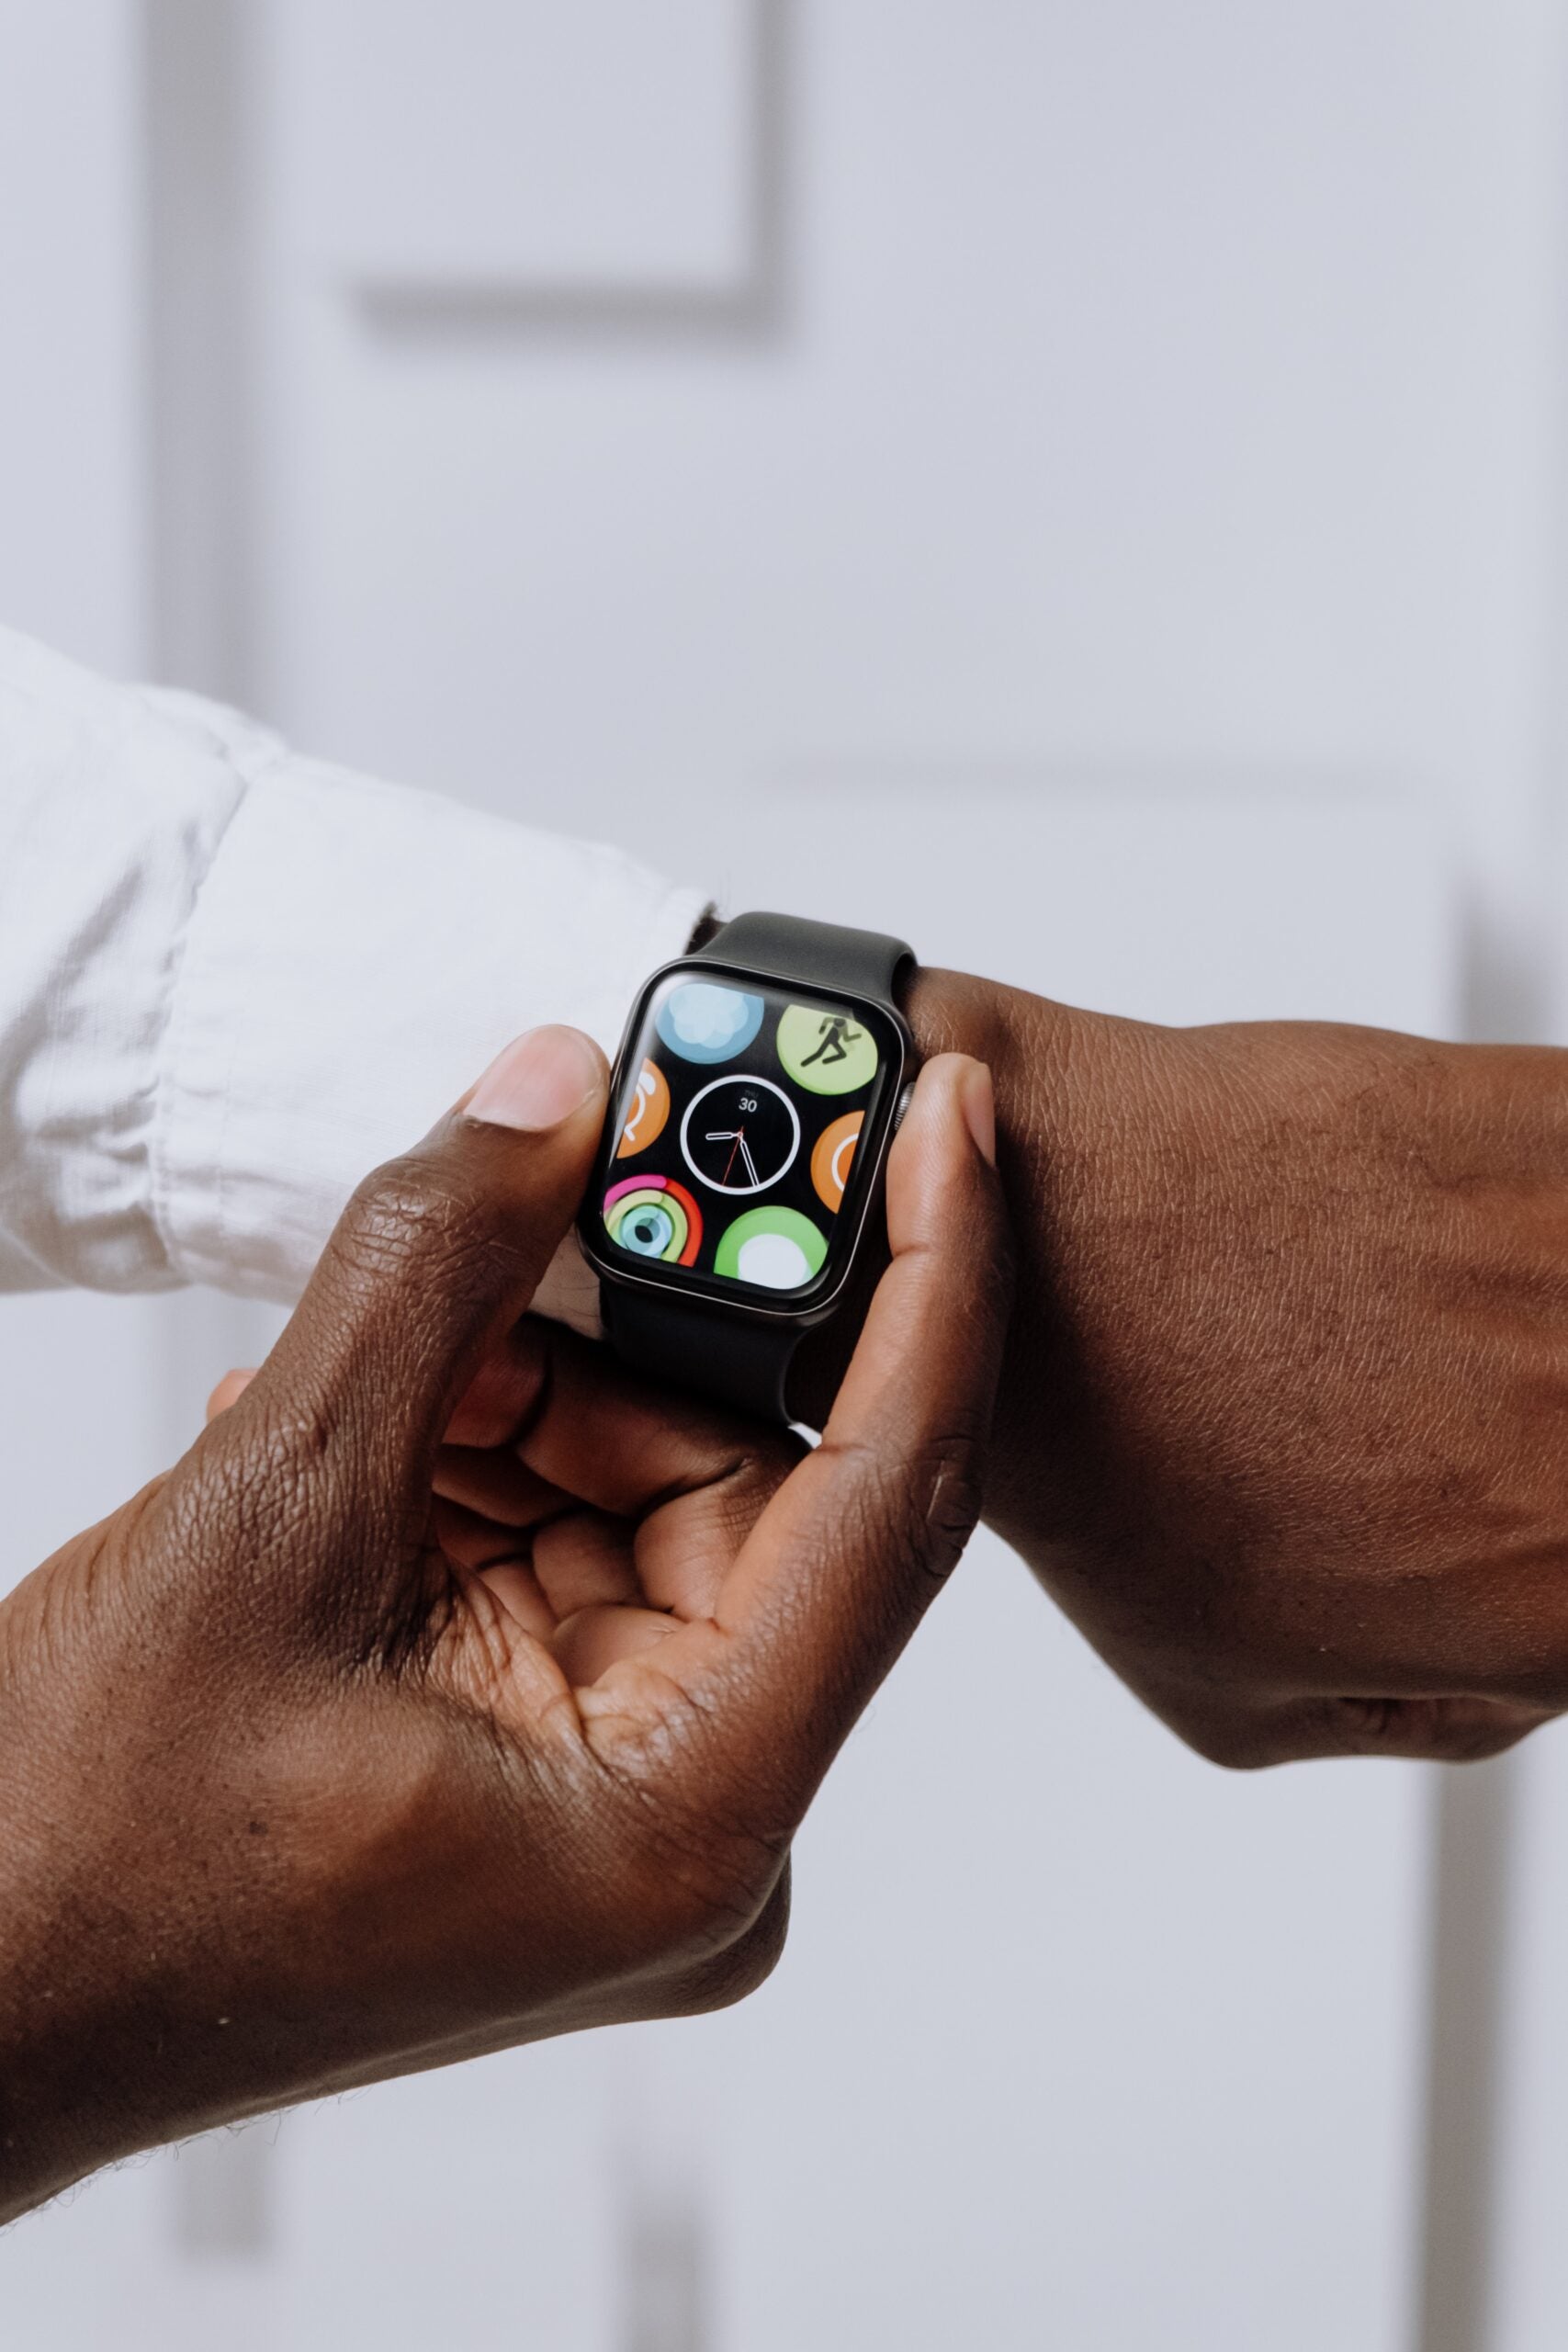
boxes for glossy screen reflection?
[601,975,892,1298]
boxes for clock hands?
[687,1078,800,1195]
[705,1125,763,1190]
[707,1127,744,1186]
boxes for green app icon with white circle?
[715,1205,829,1292]
[776,1003,880,1095]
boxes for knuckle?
[168,1410,349,1614]
[821,1423,988,1589]
[176,1411,315,1552]
[682,1435,806,1557]
[159,1385,396,1656]
[919,1430,988,1571]
[336,1153,499,1308]
[884,1426,988,1582]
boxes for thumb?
[618,1054,1011,1822]
[243,1024,607,1504]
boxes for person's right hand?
[909,967,1568,1766]
[0,1030,1008,2224]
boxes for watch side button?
[893,1080,916,1133]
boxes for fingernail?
[959,1060,997,1166]
[465,1026,604,1132]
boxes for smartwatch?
[578,911,915,1424]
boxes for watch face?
[680,1074,800,1194]
[587,967,903,1307]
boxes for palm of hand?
[215,1316,798,1733]
[427,1319,799,1698]
[201,1317,807,2039]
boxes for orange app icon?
[810,1110,863,1212]
[617,1057,671,1159]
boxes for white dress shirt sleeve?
[0,626,707,1319]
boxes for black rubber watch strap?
[694,910,912,1009]
[601,1285,796,1423]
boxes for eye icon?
[604,1174,703,1266]
[615,1058,671,1158]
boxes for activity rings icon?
[603,1174,703,1266]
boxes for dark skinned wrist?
[0,1547,185,2220]
[699,925,1568,1769]
[898,965,1103,1563]
[794,962,1089,1432]
[0,1525,353,2222]
[909,966,1568,1768]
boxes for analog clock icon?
[680,1074,800,1194]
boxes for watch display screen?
[592,968,902,1305]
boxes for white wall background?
[4,5,1568,2346]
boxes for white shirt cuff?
[152,752,706,1320]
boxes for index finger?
[581,1054,1012,1804]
